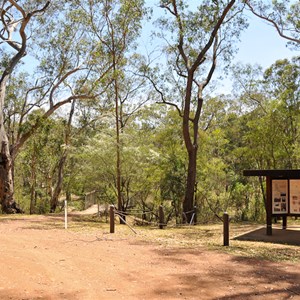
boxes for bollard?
[64,200,68,229]
[223,212,229,246]
[159,205,164,229]
[110,205,115,233]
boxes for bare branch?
[142,72,183,117]
[7,0,26,18]
[171,0,189,68]
[192,0,236,72]
[200,33,218,91]
[49,67,83,108]
[245,0,300,44]
[16,84,45,141]
[12,93,97,156]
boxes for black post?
[282,215,287,230]
[266,176,272,235]
[223,212,229,246]
[110,205,115,233]
[159,205,164,229]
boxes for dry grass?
[1,214,300,263]
[113,221,300,263]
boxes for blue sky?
[23,1,297,97]
[140,1,298,94]
[234,13,296,68]
[143,1,297,67]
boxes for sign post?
[243,170,300,235]
[266,176,272,235]
[223,212,229,246]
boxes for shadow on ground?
[147,247,300,300]
[234,226,300,246]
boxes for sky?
[141,1,298,94]
[233,13,296,68]
[22,1,298,99]
[226,12,297,93]
[144,1,297,66]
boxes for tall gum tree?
[142,0,299,223]
[0,1,101,213]
[150,0,248,222]
[74,0,147,218]
[102,0,146,219]
[0,1,50,213]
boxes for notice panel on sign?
[290,180,300,214]
[272,180,288,214]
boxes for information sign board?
[290,179,300,214]
[272,179,288,214]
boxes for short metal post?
[159,205,164,229]
[64,200,68,229]
[110,205,115,233]
[223,212,229,246]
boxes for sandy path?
[0,216,299,300]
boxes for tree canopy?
[0,0,298,224]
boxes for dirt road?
[0,216,299,300]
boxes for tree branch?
[192,0,236,72]
[49,67,83,108]
[171,0,189,68]
[245,0,300,44]
[12,93,97,156]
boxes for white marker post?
[64,200,68,229]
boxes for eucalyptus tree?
[147,0,248,222]
[0,1,102,213]
[143,0,299,223]
[15,112,66,213]
[233,57,300,169]
[102,0,148,219]
[0,1,50,213]
[74,0,148,217]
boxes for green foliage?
[14,115,66,213]
[2,0,299,224]
[12,56,300,221]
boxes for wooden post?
[110,205,115,233]
[266,176,272,235]
[282,215,287,229]
[64,200,68,229]
[159,205,164,229]
[223,212,229,246]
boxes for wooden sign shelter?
[243,170,300,235]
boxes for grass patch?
[1,214,299,263]
[131,223,300,263]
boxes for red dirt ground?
[0,216,299,300]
